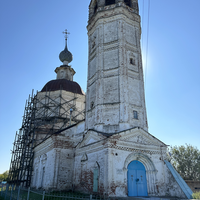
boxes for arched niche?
[124,152,156,171]
[123,152,157,195]
[41,154,47,165]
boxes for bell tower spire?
[86,0,148,133]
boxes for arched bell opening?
[94,1,98,14]
[105,0,116,6]
[124,0,131,7]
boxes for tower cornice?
[88,1,139,21]
[87,5,140,33]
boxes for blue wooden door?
[128,169,137,196]
[128,161,148,197]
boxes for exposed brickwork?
[53,135,74,149]
[81,170,94,193]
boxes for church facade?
[30,0,190,198]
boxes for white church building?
[29,0,192,198]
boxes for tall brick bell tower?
[86,0,148,133]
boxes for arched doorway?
[128,160,148,196]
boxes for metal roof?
[41,79,84,95]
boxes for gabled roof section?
[78,127,167,148]
[110,127,167,147]
[87,127,167,146]
[77,130,107,148]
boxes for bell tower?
[86,0,148,133]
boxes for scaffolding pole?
[8,89,85,187]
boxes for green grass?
[192,191,200,199]
[0,189,91,200]
[44,191,90,200]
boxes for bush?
[168,144,200,181]
[192,191,200,199]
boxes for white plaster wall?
[73,126,187,198]
[57,149,74,190]
[32,123,187,198]
[32,148,57,189]
[86,5,148,133]
[32,147,74,190]
[32,121,85,190]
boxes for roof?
[41,79,85,95]
[87,127,167,146]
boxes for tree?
[169,144,200,181]
[0,171,9,182]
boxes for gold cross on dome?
[62,29,70,39]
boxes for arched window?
[133,110,138,119]
[105,0,115,6]
[35,169,38,187]
[41,167,45,188]
[91,101,94,109]
[124,0,131,7]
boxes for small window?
[105,0,115,6]
[124,0,131,7]
[133,111,138,119]
[91,101,94,109]
[130,58,135,65]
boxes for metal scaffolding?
[8,89,85,187]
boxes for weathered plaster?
[31,1,189,199]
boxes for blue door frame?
[128,160,148,197]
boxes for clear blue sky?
[0,0,200,174]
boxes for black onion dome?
[41,79,84,95]
[59,44,73,63]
